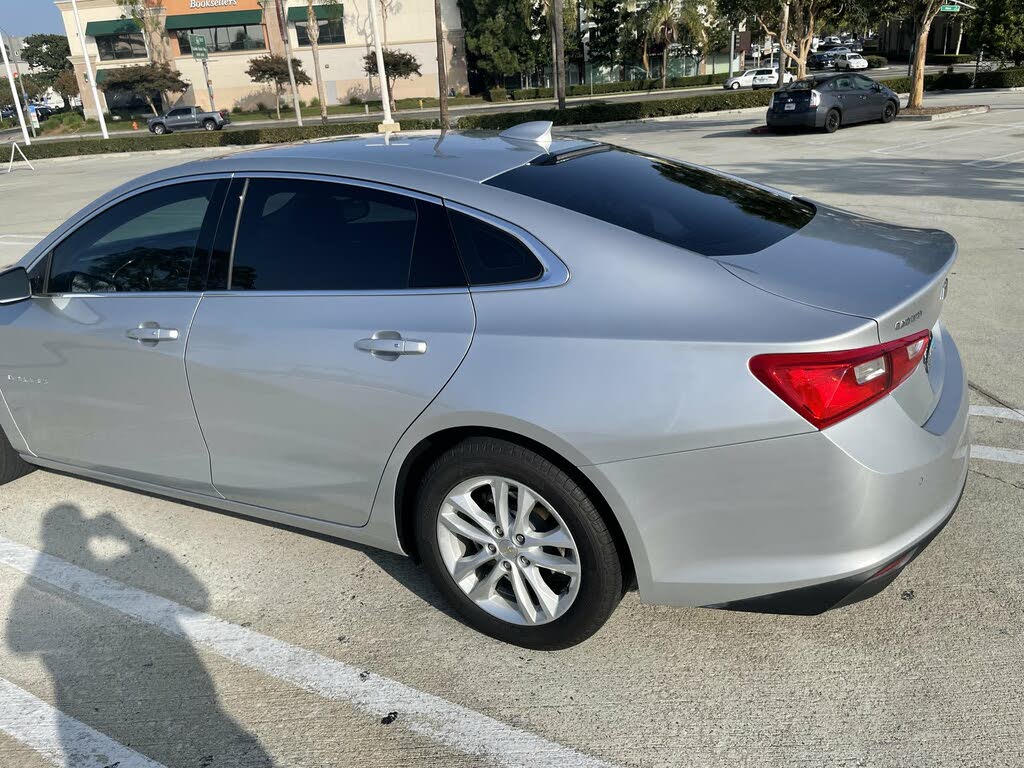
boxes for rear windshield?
[485,148,815,256]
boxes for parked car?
[808,52,838,70]
[148,105,230,135]
[767,73,900,132]
[836,52,869,70]
[752,69,795,89]
[0,121,965,649]
[724,68,778,89]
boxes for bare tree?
[305,0,343,124]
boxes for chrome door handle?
[127,325,179,342]
[356,334,427,357]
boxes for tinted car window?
[230,178,465,291]
[49,181,217,293]
[169,108,191,117]
[448,210,544,285]
[833,75,854,90]
[486,149,815,257]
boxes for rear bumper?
[766,109,822,128]
[581,328,970,611]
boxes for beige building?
[57,0,468,118]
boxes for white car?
[724,68,776,90]
[836,53,869,70]
[752,69,795,89]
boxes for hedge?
[864,55,888,69]
[21,119,440,160]
[928,53,975,66]
[975,67,1024,88]
[510,87,553,100]
[502,73,732,102]
[457,89,773,130]
[483,87,508,102]
[877,72,973,92]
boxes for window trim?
[208,172,469,297]
[442,202,570,292]
[29,173,236,299]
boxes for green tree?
[588,0,628,73]
[246,54,312,120]
[116,0,169,63]
[974,0,1024,65]
[99,63,188,116]
[458,0,540,86]
[20,34,72,76]
[363,48,422,113]
[861,0,944,107]
[53,70,80,110]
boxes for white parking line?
[963,148,1024,169]
[0,677,165,768]
[971,445,1024,465]
[0,537,619,768]
[870,122,1024,156]
[970,405,1024,423]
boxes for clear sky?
[0,0,64,37]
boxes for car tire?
[414,437,623,650]
[730,81,740,90]
[0,428,33,486]
[152,123,167,135]
[203,119,216,131]
[824,108,841,133]
[881,100,897,123]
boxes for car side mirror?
[873,83,882,92]
[0,267,32,305]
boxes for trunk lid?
[715,204,956,425]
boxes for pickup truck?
[148,106,230,135]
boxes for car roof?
[185,131,599,185]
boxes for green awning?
[95,70,110,84]
[287,4,343,21]
[85,19,141,36]
[165,10,263,30]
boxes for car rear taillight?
[219,110,228,118]
[810,89,821,107]
[749,330,930,430]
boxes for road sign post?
[189,34,217,112]
[939,4,961,11]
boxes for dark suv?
[766,73,899,133]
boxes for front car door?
[0,178,228,493]
[829,74,857,120]
[185,176,476,527]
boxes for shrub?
[458,89,772,130]
[929,53,974,66]
[930,71,974,90]
[21,119,441,160]
[510,87,553,100]
[231,105,243,114]
[348,95,363,105]
[310,97,320,108]
[254,101,266,112]
[864,55,888,69]
[484,87,508,102]
[975,67,1024,89]
[298,99,308,109]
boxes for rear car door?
[830,74,857,119]
[0,178,228,493]
[185,176,476,527]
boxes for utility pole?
[369,0,398,131]
[202,58,216,112]
[0,28,30,145]
[70,0,108,139]
[777,0,790,89]
[7,45,37,138]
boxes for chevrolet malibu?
[0,123,968,649]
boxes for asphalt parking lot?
[0,90,1022,768]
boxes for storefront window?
[96,32,148,61]
[296,19,345,46]
[177,25,266,54]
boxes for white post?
[369,0,396,129]
[70,0,109,139]
[0,29,30,145]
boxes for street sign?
[27,105,39,130]
[189,33,209,60]
[939,4,961,11]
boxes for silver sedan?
[0,122,968,648]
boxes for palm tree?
[644,0,682,89]
[433,0,449,128]
[306,0,343,124]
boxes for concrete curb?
[536,106,769,133]
[896,105,991,121]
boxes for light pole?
[70,0,109,139]
[369,0,397,131]
[0,27,30,145]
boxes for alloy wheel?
[436,476,581,626]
